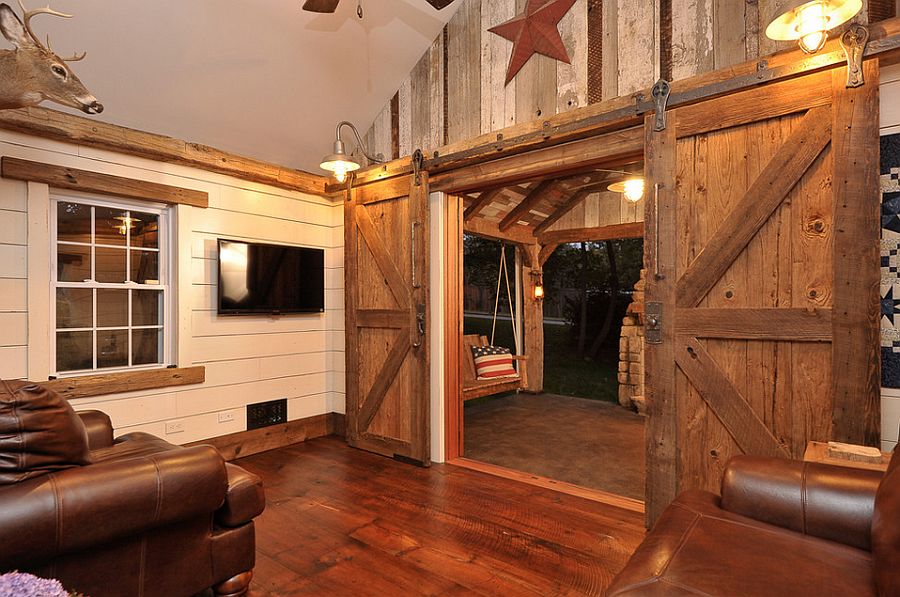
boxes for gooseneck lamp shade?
[608,178,646,203]
[319,138,361,184]
[766,0,862,53]
[320,121,384,183]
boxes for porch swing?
[462,244,528,401]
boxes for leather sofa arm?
[216,462,265,528]
[0,445,227,569]
[76,410,114,450]
[720,455,882,551]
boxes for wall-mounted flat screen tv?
[217,239,325,315]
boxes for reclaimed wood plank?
[831,61,881,446]
[676,308,832,340]
[42,366,205,400]
[1,157,209,208]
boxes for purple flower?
[0,572,69,597]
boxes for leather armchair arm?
[76,410,114,450]
[0,445,227,569]
[720,455,883,551]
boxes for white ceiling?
[9,0,460,173]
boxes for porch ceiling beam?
[537,221,645,247]
[464,217,536,246]
[498,180,559,232]
[463,187,504,222]
[331,16,900,192]
[532,181,612,236]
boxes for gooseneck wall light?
[319,121,384,183]
[766,0,862,53]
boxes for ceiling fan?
[302,0,457,13]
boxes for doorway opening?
[453,162,647,503]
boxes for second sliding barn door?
[644,63,881,524]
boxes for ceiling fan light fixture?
[765,0,862,54]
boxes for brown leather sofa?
[0,380,265,597]
[607,451,900,596]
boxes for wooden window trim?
[41,366,205,400]
[1,157,209,208]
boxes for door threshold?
[446,457,645,514]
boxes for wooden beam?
[532,187,594,236]
[675,336,790,459]
[331,16,900,191]
[676,106,833,308]
[675,308,832,341]
[42,366,205,401]
[430,127,644,194]
[538,222,645,247]
[187,413,343,461]
[463,187,504,221]
[357,310,410,329]
[1,157,209,208]
[464,217,536,245]
[831,61,882,447]
[0,107,329,196]
[499,180,557,232]
[539,243,560,267]
[522,244,543,392]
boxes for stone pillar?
[618,269,646,413]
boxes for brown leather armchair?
[607,451,900,597]
[0,382,265,597]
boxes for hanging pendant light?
[766,0,862,54]
[608,178,646,203]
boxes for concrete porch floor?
[463,393,646,500]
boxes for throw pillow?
[471,345,519,380]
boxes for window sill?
[41,366,205,400]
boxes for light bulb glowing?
[534,284,544,300]
[333,164,348,184]
[797,2,829,52]
[623,178,645,203]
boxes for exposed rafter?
[463,187,505,221]
[498,180,559,231]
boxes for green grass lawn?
[463,316,619,403]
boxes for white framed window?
[51,192,172,376]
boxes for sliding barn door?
[645,63,881,524]
[345,174,430,465]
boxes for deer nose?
[83,101,103,114]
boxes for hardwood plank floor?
[235,436,645,597]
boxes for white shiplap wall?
[882,63,900,452]
[0,129,345,444]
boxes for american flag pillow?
[471,345,519,380]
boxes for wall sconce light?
[608,178,646,203]
[113,215,140,235]
[319,121,384,183]
[766,0,862,53]
[530,270,544,301]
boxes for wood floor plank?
[238,437,644,596]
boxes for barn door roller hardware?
[412,148,426,186]
[651,80,671,132]
[840,24,869,88]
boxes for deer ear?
[0,4,30,49]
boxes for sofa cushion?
[0,380,91,485]
[872,451,900,597]
[606,490,875,597]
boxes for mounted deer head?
[0,2,102,113]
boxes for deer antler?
[60,51,86,62]
[16,0,76,53]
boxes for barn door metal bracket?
[651,79,671,132]
[412,149,425,186]
[646,302,663,345]
[840,24,869,88]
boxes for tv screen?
[217,239,325,315]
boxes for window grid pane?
[53,199,167,375]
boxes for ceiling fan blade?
[424,0,457,9]
[302,0,341,13]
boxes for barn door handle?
[653,183,665,281]
[412,303,426,349]
[411,221,422,289]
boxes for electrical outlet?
[218,410,236,424]
[165,420,185,435]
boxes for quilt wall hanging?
[881,133,900,387]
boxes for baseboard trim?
[189,412,347,461]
